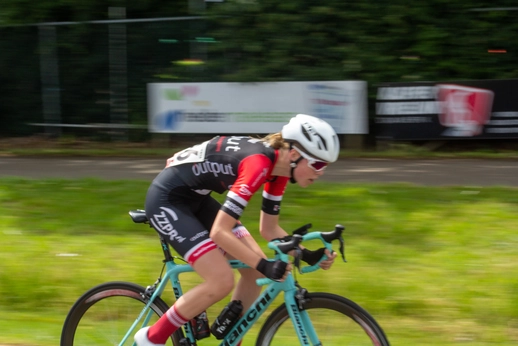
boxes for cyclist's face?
[291,150,326,188]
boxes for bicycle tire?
[60,281,184,346]
[256,292,390,346]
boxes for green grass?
[1,178,518,345]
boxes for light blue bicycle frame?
[120,232,334,346]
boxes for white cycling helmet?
[282,114,340,162]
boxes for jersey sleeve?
[220,154,273,219]
[261,176,289,215]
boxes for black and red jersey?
[166,136,289,219]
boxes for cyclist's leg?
[143,186,235,344]
[226,230,265,309]
[196,196,266,311]
[141,250,234,345]
[197,197,264,346]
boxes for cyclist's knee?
[194,251,235,297]
[212,272,235,297]
[202,266,235,300]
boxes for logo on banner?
[437,84,494,137]
[154,110,183,131]
[163,85,200,100]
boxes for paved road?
[0,157,517,186]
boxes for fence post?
[109,7,129,141]
[38,25,62,137]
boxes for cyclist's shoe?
[134,327,165,346]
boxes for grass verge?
[1,179,518,345]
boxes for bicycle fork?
[284,284,322,346]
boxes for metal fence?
[0,12,218,139]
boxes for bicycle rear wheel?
[61,281,183,346]
[256,292,389,345]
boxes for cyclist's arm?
[211,210,292,279]
[211,210,266,269]
[259,211,289,241]
[210,154,279,268]
[260,210,337,269]
[260,176,290,241]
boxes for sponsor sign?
[375,79,518,140]
[437,84,494,137]
[147,81,368,134]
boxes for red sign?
[437,84,494,137]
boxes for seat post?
[159,236,175,262]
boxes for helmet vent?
[301,125,311,142]
[317,134,327,150]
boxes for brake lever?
[338,236,347,262]
[293,223,311,236]
[293,247,302,272]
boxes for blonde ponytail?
[260,132,289,150]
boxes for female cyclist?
[135,114,340,346]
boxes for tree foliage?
[206,0,518,84]
[1,0,517,136]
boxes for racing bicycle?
[60,209,390,345]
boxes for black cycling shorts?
[145,167,250,265]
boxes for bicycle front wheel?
[257,292,389,346]
[61,281,182,346]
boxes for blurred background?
[2,2,518,345]
[1,0,518,150]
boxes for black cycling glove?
[301,247,326,266]
[256,258,288,280]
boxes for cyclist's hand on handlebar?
[319,249,336,270]
[256,258,292,281]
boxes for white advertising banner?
[147,81,368,134]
